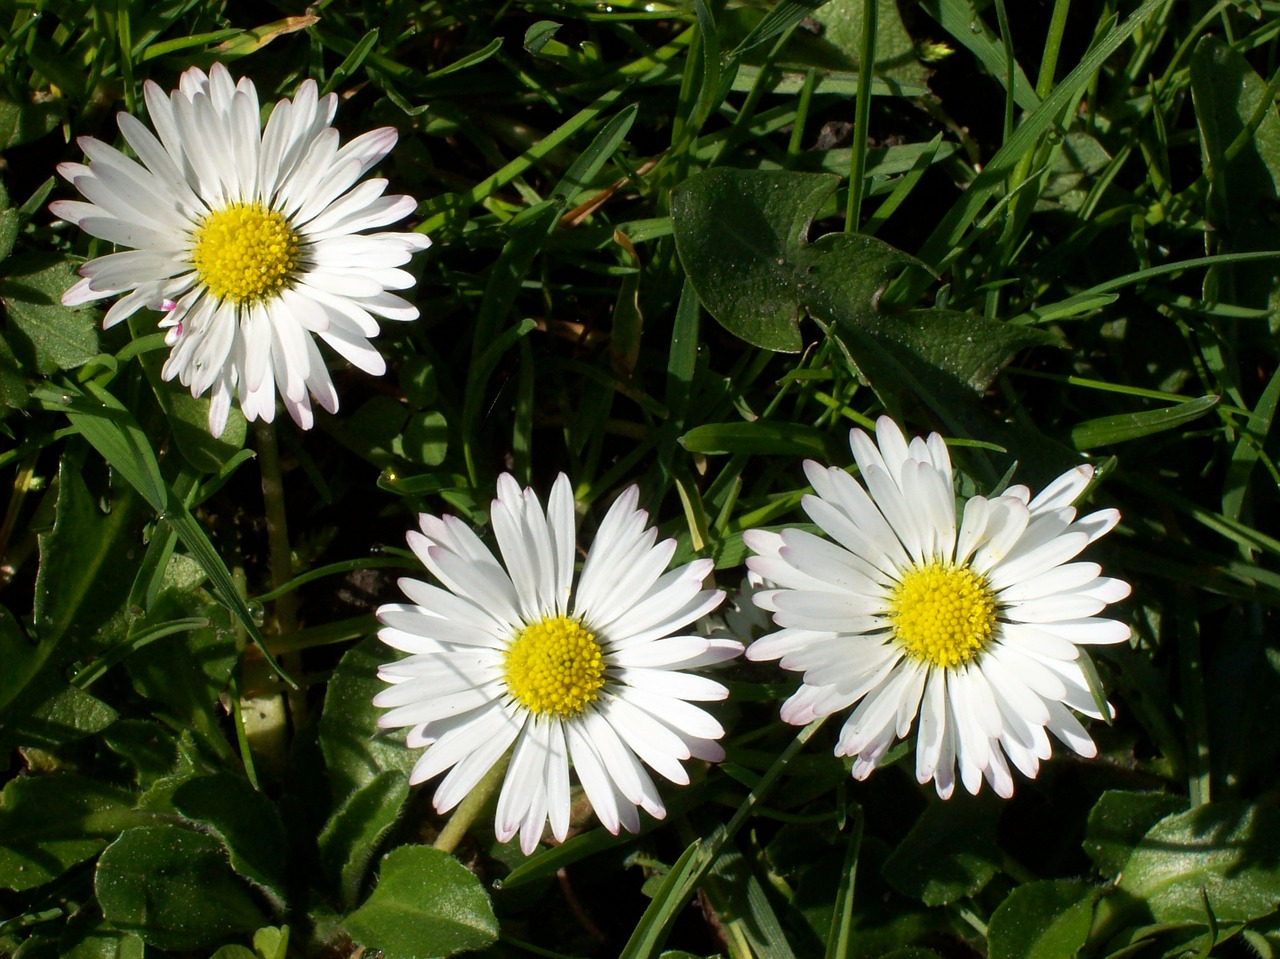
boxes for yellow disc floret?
[889,561,997,668]
[192,203,299,304]
[504,615,605,718]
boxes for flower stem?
[434,754,511,855]
[245,421,306,767]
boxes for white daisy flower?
[744,417,1131,799]
[50,63,431,437]
[375,474,740,854]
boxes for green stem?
[1036,0,1072,100]
[845,0,878,231]
[249,421,306,760]
[433,753,511,854]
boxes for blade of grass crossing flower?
[825,808,865,959]
[619,720,825,959]
[1222,365,1280,524]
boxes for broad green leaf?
[102,720,181,788]
[0,254,99,373]
[95,824,264,952]
[209,948,257,959]
[124,550,240,757]
[139,344,248,473]
[343,845,499,958]
[252,925,289,959]
[399,410,449,466]
[1190,35,1280,310]
[33,453,147,655]
[173,774,287,904]
[0,333,27,411]
[0,774,135,891]
[1070,395,1220,450]
[670,169,1059,421]
[1083,790,1189,878]
[318,770,409,909]
[0,207,18,264]
[0,96,64,149]
[60,920,146,959]
[987,880,1099,959]
[1116,801,1280,924]
[881,795,1000,906]
[808,0,927,87]
[0,606,117,752]
[319,636,416,806]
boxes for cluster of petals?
[375,474,740,854]
[51,63,430,436]
[744,417,1131,799]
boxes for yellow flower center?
[192,203,299,304]
[889,561,997,668]
[504,615,605,718]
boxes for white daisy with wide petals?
[745,417,1130,799]
[375,473,740,854]
[50,63,431,437]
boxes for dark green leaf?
[123,566,238,761]
[400,410,448,466]
[0,606,117,752]
[95,824,264,952]
[139,347,248,473]
[33,453,147,655]
[0,254,99,373]
[0,774,135,891]
[1083,790,1189,878]
[344,845,499,958]
[1116,800,1280,923]
[102,720,181,789]
[319,636,416,806]
[318,770,409,910]
[0,207,18,264]
[0,96,64,149]
[173,773,287,904]
[60,918,146,959]
[881,795,1000,906]
[671,169,1059,420]
[987,880,1099,959]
